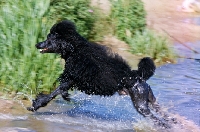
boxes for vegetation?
[127,29,175,63]
[109,0,175,63]
[45,0,97,39]
[0,0,101,96]
[110,0,146,41]
[0,0,176,97]
[0,0,62,96]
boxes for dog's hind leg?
[128,81,172,128]
[27,81,73,112]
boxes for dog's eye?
[47,33,57,39]
[47,34,51,39]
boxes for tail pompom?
[137,57,156,80]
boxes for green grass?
[46,0,97,40]
[0,0,62,95]
[110,0,146,41]
[127,29,176,63]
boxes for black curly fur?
[36,20,135,96]
[26,20,171,127]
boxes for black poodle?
[27,20,166,126]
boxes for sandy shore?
[143,0,200,43]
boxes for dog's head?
[35,20,79,57]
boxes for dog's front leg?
[27,81,73,112]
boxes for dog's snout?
[35,42,45,49]
[35,42,41,49]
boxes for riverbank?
[95,0,200,67]
[143,0,200,43]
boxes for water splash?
[0,113,28,120]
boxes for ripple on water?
[0,127,35,132]
[0,113,28,120]
[182,17,200,26]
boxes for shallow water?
[182,17,200,25]
[0,42,200,132]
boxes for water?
[182,17,200,25]
[0,42,200,132]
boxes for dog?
[27,20,162,125]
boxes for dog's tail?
[137,57,156,80]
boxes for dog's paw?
[157,120,171,129]
[27,100,39,112]
[163,114,178,124]
[27,106,36,112]
[27,94,51,112]
[150,114,171,129]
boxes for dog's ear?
[137,57,156,80]
[60,42,74,57]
